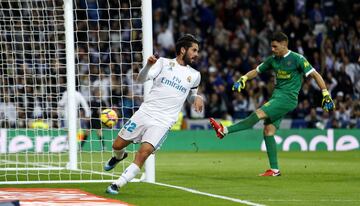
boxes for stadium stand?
[0,0,359,129]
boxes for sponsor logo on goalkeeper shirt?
[276,70,291,79]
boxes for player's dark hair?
[175,34,199,55]
[271,32,288,42]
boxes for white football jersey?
[138,57,201,128]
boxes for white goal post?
[0,0,154,184]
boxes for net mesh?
[0,0,144,183]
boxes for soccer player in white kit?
[105,34,204,194]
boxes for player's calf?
[104,152,128,171]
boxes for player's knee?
[137,143,154,158]
[139,147,154,157]
[263,125,276,136]
[137,150,151,160]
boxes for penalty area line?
[154,182,266,206]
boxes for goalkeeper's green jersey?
[257,50,314,103]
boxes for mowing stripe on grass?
[154,182,266,206]
[2,159,265,205]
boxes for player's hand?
[147,53,159,65]
[193,96,204,113]
[232,76,248,92]
[321,90,335,112]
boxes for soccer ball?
[100,109,118,128]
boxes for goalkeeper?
[209,32,335,176]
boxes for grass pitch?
[1,151,359,206]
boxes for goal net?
[0,0,153,184]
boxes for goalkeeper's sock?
[264,135,279,170]
[227,112,260,134]
[114,149,126,160]
[114,163,140,188]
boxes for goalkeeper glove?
[321,90,335,112]
[232,76,248,92]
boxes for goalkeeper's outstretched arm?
[243,69,259,80]
[309,70,327,90]
[233,69,259,92]
[309,70,335,111]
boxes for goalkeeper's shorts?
[260,97,297,129]
[118,110,169,151]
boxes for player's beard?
[183,50,197,68]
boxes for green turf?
[1,151,360,206]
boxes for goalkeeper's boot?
[259,169,281,177]
[106,183,119,195]
[209,118,226,139]
[104,152,128,171]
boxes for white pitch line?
[154,182,266,206]
[257,199,360,202]
[1,160,262,205]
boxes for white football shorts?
[118,110,170,151]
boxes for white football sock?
[271,169,279,172]
[114,149,125,160]
[114,163,140,188]
[223,126,228,134]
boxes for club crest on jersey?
[187,76,191,83]
[169,62,175,67]
[287,61,292,66]
[304,60,310,68]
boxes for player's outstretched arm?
[136,54,159,83]
[232,69,258,92]
[309,70,335,111]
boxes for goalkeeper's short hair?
[271,31,288,42]
[175,34,199,55]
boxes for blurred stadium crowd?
[0,0,359,129]
[152,0,360,129]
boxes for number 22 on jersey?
[123,120,137,132]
